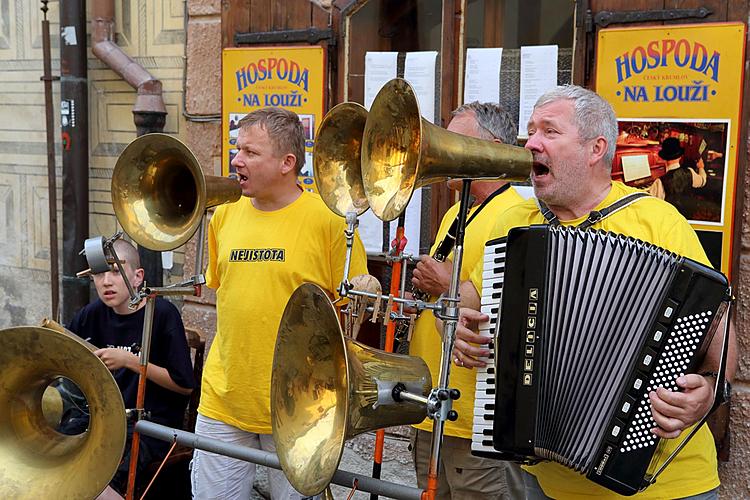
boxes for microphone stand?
[371,213,407,499]
[422,179,472,499]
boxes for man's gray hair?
[452,101,517,145]
[239,107,306,174]
[534,85,618,169]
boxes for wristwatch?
[700,371,732,405]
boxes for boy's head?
[91,239,144,313]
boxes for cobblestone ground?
[251,427,416,499]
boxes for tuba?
[0,326,126,499]
[362,78,533,221]
[271,283,432,496]
[111,133,241,251]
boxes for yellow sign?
[597,23,746,277]
[222,46,326,193]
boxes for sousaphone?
[313,102,370,217]
[0,326,126,499]
[271,283,432,496]
[362,78,534,221]
[111,133,241,251]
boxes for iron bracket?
[592,7,712,29]
[235,27,335,46]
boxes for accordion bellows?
[472,225,728,496]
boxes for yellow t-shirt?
[469,181,718,499]
[199,191,368,434]
[411,186,525,439]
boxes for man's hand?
[445,307,491,369]
[94,347,137,372]
[412,256,452,297]
[649,374,714,439]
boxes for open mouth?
[238,174,248,182]
[532,161,550,177]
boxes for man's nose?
[525,134,541,152]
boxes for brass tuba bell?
[362,78,534,221]
[0,326,126,499]
[313,102,370,217]
[111,133,241,251]
[271,283,432,496]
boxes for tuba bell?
[313,102,370,217]
[0,326,126,499]
[271,283,432,496]
[362,78,534,221]
[111,133,241,251]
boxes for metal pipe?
[60,0,90,324]
[41,1,60,321]
[135,421,424,500]
[90,0,167,118]
[90,0,166,286]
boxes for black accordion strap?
[537,191,650,229]
[433,183,511,262]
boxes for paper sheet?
[364,52,398,109]
[621,155,653,182]
[404,51,439,124]
[464,48,503,104]
[519,45,558,138]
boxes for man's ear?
[590,136,608,165]
[280,153,297,175]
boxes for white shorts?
[190,413,312,500]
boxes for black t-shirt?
[67,297,196,430]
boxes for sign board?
[597,23,746,276]
[222,46,326,193]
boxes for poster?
[596,23,746,276]
[222,47,325,193]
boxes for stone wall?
[182,0,222,350]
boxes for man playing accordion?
[453,85,736,500]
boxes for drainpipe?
[91,0,166,286]
[60,0,90,324]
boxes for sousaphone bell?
[271,283,432,496]
[112,133,241,251]
[0,326,126,499]
[362,78,534,221]
[313,102,370,217]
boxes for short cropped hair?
[111,239,141,271]
[452,101,517,145]
[534,85,618,169]
[239,107,306,174]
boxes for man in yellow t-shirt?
[191,107,368,500]
[454,86,736,500]
[409,102,526,499]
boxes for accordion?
[471,225,729,496]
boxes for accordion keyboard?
[471,238,506,457]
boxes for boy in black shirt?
[67,239,195,499]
